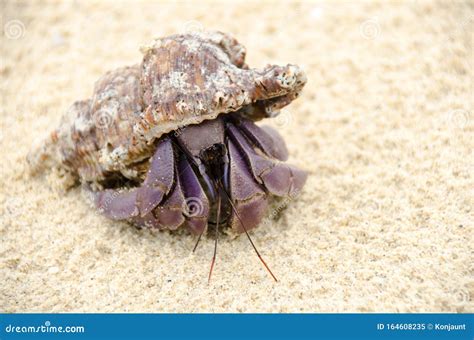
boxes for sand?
[1,1,472,313]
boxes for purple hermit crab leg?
[130,211,160,229]
[235,118,289,161]
[151,168,186,230]
[228,123,288,195]
[228,123,308,197]
[136,137,175,217]
[89,187,139,220]
[226,139,268,232]
[89,137,174,220]
[178,154,210,236]
[131,165,186,230]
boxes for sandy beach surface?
[1,1,472,312]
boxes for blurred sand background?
[1,0,472,312]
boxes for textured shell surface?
[27,31,306,187]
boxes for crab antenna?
[218,181,278,282]
[192,232,204,253]
[208,194,221,284]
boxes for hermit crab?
[28,31,307,281]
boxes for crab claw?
[88,137,175,221]
[90,188,140,220]
[131,169,186,230]
[136,137,174,216]
[227,122,307,198]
